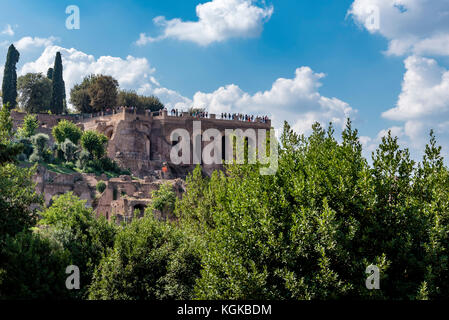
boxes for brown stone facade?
[80,108,272,178]
[12,108,271,222]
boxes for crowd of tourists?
[220,113,269,123]
[168,108,269,123]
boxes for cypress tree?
[1,44,20,110]
[50,52,64,114]
[47,67,53,80]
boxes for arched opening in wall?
[133,204,146,218]
[104,127,114,139]
[106,211,109,220]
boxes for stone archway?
[104,126,114,139]
[133,204,146,218]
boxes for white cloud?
[381,55,449,150]
[20,45,354,135]
[193,67,355,134]
[20,45,191,110]
[1,24,14,36]
[137,0,273,46]
[14,36,58,51]
[349,0,449,56]
[349,1,449,159]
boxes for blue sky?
[1,0,449,160]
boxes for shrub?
[0,231,71,299]
[17,114,39,139]
[96,180,106,193]
[80,130,108,160]
[39,192,117,299]
[148,183,176,218]
[76,150,90,169]
[61,138,78,162]
[29,133,50,163]
[52,119,82,145]
[18,138,33,158]
[88,214,201,300]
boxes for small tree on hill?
[52,119,82,145]
[88,75,119,112]
[80,130,108,159]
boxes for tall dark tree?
[50,52,64,114]
[46,67,53,80]
[1,44,20,110]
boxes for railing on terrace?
[65,107,270,124]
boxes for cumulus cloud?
[1,24,14,36]
[14,36,58,51]
[20,45,354,135]
[137,0,273,46]
[349,0,449,56]
[20,45,190,109]
[349,0,449,158]
[193,67,355,135]
[381,55,449,150]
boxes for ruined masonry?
[12,109,271,222]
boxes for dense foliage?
[17,73,52,113]
[52,119,83,145]
[88,213,201,300]
[118,89,164,112]
[39,193,117,299]
[80,130,108,160]
[17,114,39,139]
[70,74,95,113]
[2,87,449,301]
[87,75,119,112]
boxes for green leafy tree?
[17,114,39,139]
[139,95,164,111]
[88,214,201,300]
[29,133,50,163]
[50,52,65,114]
[1,44,20,110]
[17,73,52,113]
[61,138,78,162]
[70,75,95,113]
[117,89,139,108]
[39,192,117,299]
[0,104,23,163]
[0,231,70,299]
[88,75,119,112]
[118,90,164,112]
[148,183,176,219]
[80,130,108,160]
[0,163,42,239]
[52,119,82,145]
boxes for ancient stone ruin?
[12,108,271,222]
